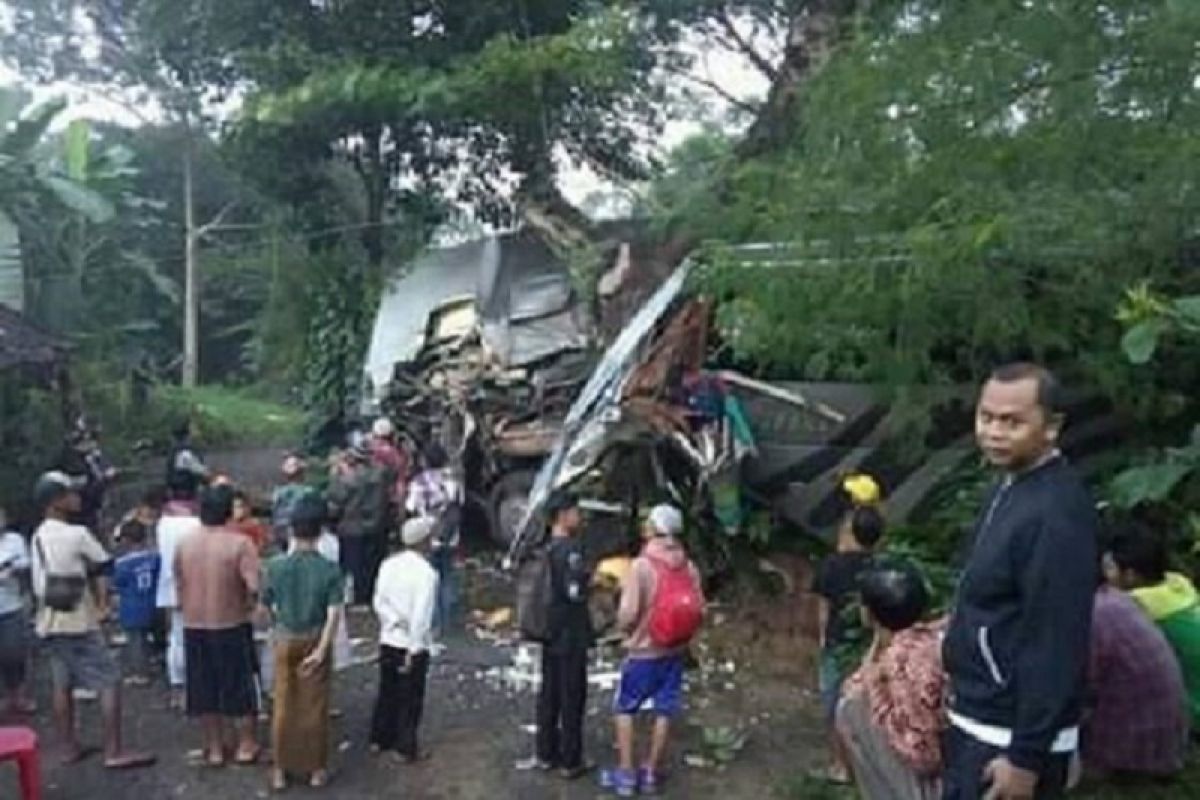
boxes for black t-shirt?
[813,551,872,649]
[546,536,594,653]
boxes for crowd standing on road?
[0,361,1196,799]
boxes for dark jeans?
[941,726,1070,799]
[370,646,429,757]
[340,536,382,605]
[537,647,589,770]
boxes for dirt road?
[3,560,828,799]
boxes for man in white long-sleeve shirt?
[369,516,439,762]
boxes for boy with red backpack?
[602,504,705,796]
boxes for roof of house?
[0,303,67,371]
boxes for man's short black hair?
[141,486,167,510]
[1108,523,1169,584]
[545,490,579,524]
[849,506,885,549]
[199,484,235,527]
[860,560,929,632]
[989,362,1064,417]
[167,469,197,499]
[290,493,326,541]
[120,519,148,545]
[424,444,448,470]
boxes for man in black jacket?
[942,363,1098,800]
[517,491,594,780]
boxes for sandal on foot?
[270,770,288,792]
[105,752,157,770]
[235,747,262,765]
[600,767,638,797]
[61,745,100,766]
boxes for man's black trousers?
[536,647,589,770]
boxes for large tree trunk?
[736,0,866,159]
[359,127,387,276]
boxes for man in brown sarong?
[262,493,345,791]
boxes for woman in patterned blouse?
[837,561,946,800]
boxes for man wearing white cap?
[369,516,439,762]
[601,504,705,796]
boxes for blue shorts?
[614,655,685,718]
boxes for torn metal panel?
[511,260,694,558]
[480,307,588,369]
[622,299,711,401]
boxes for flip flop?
[235,747,263,766]
[187,749,225,768]
[104,752,157,770]
[61,745,101,765]
[270,770,288,792]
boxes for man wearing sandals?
[31,471,155,769]
[175,484,263,767]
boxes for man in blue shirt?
[113,521,162,686]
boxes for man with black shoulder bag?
[31,471,155,769]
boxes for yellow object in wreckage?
[842,473,882,506]
[595,555,633,588]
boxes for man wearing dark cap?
[262,493,344,790]
[31,471,155,769]
[329,442,395,606]
[518,491,594,779]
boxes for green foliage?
[690,724,751,768]
[1109,284,1200,561]
[677,2,1199,400]
[300,247,376,429]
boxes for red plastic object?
[0,726,40,800]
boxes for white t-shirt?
[373,551,439,653]
[156,513,201,609]
[0,531,30,617]
[31,518,111,636]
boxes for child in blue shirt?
[112,520,162,686]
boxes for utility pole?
[182,130,199,389]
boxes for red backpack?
[646,556,704,648]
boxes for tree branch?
[712,7,780,82]
[661,63,761,115]
[197,202,237,236]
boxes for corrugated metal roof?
[0,303,66,371]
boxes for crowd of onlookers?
[0,415,470,790]
[1,361,1197,799]
[0,413,709,796]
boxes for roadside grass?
[155,384,305,447]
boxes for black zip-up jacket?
[943,455,1098,772]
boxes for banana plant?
[0,85,114,312]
